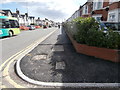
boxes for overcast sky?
[1,0,87,22]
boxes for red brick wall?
[94,9,103,14]
[103,9,108,21]
[109,2,120,10]
[81,15,89,17]
[80,2,92,17]
[87,2,92,13]
[103,1,109,7]
[80,9,82,17]
[93,9,108,21]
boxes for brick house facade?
[67,0,120,22]
[81,1,93,17]
[91,0,109,21]
[108,1,120,22]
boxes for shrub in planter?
[63,17,120,50]
[104,31,120,49]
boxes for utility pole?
[26,1,29,25]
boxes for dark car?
[49,25,52,28]
[43,25,47,29]
[99,21,120,33]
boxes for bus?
[0,16,20,37]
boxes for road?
[1,27,57,65]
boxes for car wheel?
[9,31,13,37]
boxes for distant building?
[36,17,41,25]
[19,14,25,25]
[2,9,13,17]
[0,10,5,16]
[19,13,29,26]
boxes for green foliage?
[63,17,120,49]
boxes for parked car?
[35,26,41,28]
[27,25,35,30]
[55,25,58,27]
[99,21,120,33]
[49,25,52,28]
[43,25,47,29]
[20,25,29,30]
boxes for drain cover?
[52,45,64,51]
[32,54,47,60]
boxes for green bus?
[0,16,20,37]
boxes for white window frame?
[92,14,102,21]
[109,13,115,21]
[82,5,88,15]
[108,8,120,22]
[93,0,103,10]
[85,5,88,14]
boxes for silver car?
[27,25,35,30]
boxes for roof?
[21,14,25,17]
[79,0,93,9]
[29,16,35,18]
[2,9,13,15]
[0,10,5,14]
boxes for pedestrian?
[58,25,60,29]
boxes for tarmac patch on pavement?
[19,29,119,83]
[56,61,65,70]
[52,45,64,52]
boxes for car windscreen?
[104,23,120,31]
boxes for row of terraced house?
[67,0,120,22]
[0,9,56,26]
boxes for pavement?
[16,27,119,85]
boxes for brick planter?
[66,31,120,62]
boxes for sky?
[0,0,87,22]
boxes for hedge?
[63,17,120,49]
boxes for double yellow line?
[0,29,56,88]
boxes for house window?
[93,2,96,10]
[93,0,103,10]
[96,17,101,21]
[92,14,102,21]
[109,14,115,21]
[85,5,88,14]
[97,1,102,9]
[83,5,88,15]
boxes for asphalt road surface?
[0,28,57,65]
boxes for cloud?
[35,6,67,20]
[19,1,68,21]
[1,0,80,22]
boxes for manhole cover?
[52,45,64,51]
[32,54,47,60]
